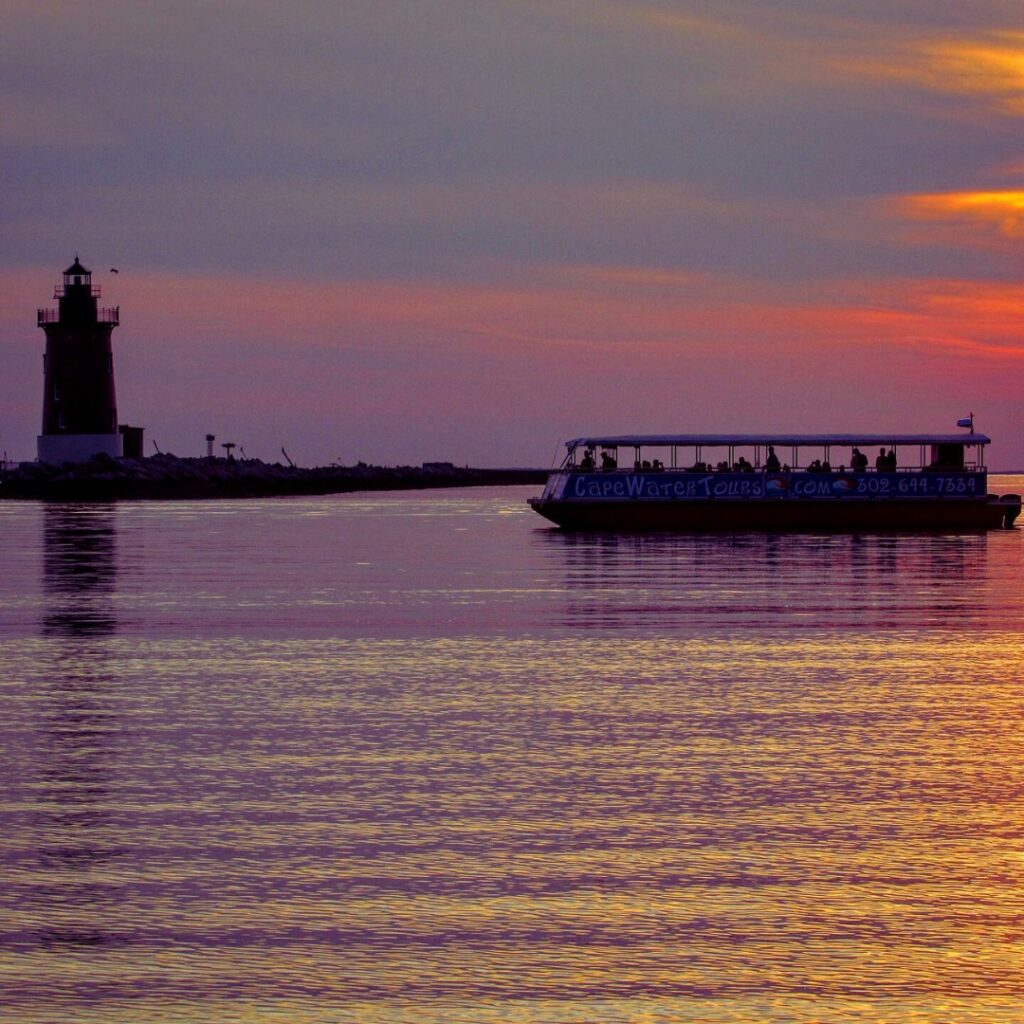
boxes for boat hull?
[528,495,1019,531]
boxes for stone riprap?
[0,454,546,500]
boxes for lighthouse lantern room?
[37,257,123,463]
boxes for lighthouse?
[37,257,123,463]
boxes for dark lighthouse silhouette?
[37,257,140,463]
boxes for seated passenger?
[600,450,617,470]
[580,449,596,470]
[641,460,651,470]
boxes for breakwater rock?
[0,454,547,501]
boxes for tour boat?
[528,431,1021,531]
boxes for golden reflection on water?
[2,488,1024,1022]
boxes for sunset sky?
[3,1,1024,466]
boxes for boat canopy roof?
[567,433,990,449]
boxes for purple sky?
[3,2,1024,466]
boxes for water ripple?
[1,486,1024,1022]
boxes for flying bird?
[110,268,119,273]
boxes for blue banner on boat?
[565,471,986,501]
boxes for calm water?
[2,483,1024,1024]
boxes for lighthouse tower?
[37,257,123,463]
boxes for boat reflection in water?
[535,528,991,633]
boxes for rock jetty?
[0,453,547,501]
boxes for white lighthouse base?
[38,433,123,465]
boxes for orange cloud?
[822,31,1024,115]
[9,260,1024,364]
[59,264,1024,368]
[522,0,744,44]
[10,262,1024,365]
[920,35,1024,113]
[898,190,1024,239]
[588,13,1024,115]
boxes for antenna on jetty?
[281,447,295,468]
[206,433,215,458]
[152,439,162,455]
